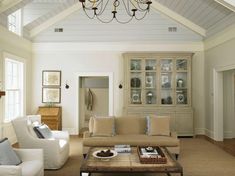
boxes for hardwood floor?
[196,135,235,156]
[13,135,235,157]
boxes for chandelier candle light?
[79,0,152,23]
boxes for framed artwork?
[42,70,61,86]
[42,87,61,103]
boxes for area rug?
[44,137,235,176]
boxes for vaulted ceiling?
[0,0,234,42]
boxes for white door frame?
[213,64,235,141]
[75,72,114,135]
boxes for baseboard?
[205,128,214,139]
[62,128,77,135]
[194,128,206,135]
[224,131,234,139]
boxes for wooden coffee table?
[80,147,183,176]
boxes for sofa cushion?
[0,138,22,165]
[83,134,179,147]
[92,117,115,137]
[115,116,146,135]
[147,116,170,136]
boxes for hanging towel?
[87,88,93,111]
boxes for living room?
[0,0,235,176]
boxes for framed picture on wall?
[42,70,61,86]
[42,87,61,103]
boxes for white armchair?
[12,116,70,169]
[0,148,44,176]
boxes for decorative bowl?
[92,149,118,161]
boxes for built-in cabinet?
[123,53,194,136]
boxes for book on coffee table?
[114,145,131,153]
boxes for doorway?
[213,65,235,141]
[76,72,114,135]
[79,76,109,133]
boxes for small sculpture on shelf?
[161,96,172,104]
[146,91,153,104]
[177,79,184,88]
[131,78,141,88]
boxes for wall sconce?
[65,81,69,89]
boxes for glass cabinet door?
[127,56,190,106]
[176,59,188,105]
[160,59,173,105]
[130,59,142,70]
[144,59,157,104]
[130,59,142,104]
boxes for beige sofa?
[83,116,180,158]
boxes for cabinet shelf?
[176,87,188,90]
[130,70,142,73]
[176,70,188,72]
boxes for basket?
[137,146,167,164]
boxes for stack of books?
[114,145,131,153]
[140,147,160,158]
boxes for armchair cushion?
[147,116,170,136]
[0,138,22,165]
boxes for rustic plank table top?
[80,147,183,176]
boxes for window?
[4,58,24,122]
[8,9,21,35]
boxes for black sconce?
[65,81,69,89]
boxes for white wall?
[0,26,32,143]
[192,51,205,135]
[205,38,235,138]
[32,42,205,135]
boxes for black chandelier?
[79,0,152,24]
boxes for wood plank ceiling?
[0,0,235,42]
[155,0,235,37]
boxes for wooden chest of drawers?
[37,106,62,130]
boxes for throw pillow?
[146,116,170,136]
[0,138,22,165]
[89,116,94,134]
[28,121,41,138]
[92,117,115,137]
[34,124,53,139]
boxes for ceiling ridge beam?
[214,0,235,12]
[0,0,25,14]
[151,1,206,37]
[29,2,81,38]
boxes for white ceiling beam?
[30,2,81,38]
[214,0,235,12]
[0,0,24,13]
[151,1,206,37]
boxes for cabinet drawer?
[41,116,60,120]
